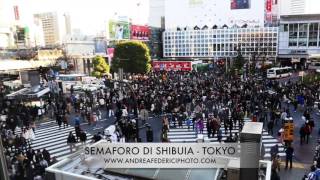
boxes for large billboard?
[131,25,150,40]
[231,0,250,9]
[152,61,192,71]
[108,20,130,40]
[94,39,106,54]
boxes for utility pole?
[225,58,228,73]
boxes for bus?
[56,74,96,91]
[267,67,292,79]
[56,74,87,82]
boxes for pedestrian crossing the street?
[167,118,286,159]
[16,120,93,161]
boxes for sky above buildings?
[9,0,150,35]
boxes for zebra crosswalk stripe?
[15,123,92,161]
[167,119,286,159]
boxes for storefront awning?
[309,54,320,59]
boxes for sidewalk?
[279,162,308,180]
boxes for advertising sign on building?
[265,0,273,24]
[231,0,250,10]
[108,20,130,40]
[107,48,115,59]
[152,61,192,71]
[13,6,20,20]
[94,39,106,54]
[266,0,272,12]
[131,25,150,40]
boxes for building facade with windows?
[278,14,320,66]
[34,12,61,47]
[163,27,278,60]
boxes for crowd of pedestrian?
[1,66,320,180]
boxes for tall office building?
[0,0,15,48]
[64,13,71,35]
[34,12,60,47]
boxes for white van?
[267,67,292,79]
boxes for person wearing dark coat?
[79,131,87,145]
[26,148,35,163]
[75,125,81,141]
[67,132,77,152]
[146,126,153,142]
[35,149,43,164]
[42,148,51,165]
[56,112,62,129]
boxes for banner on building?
[131,25,150,40]
[108,20,130,40]
[152,61,192,71]
[231,0,250,10]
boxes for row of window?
[164,51,277,57]
[281,23,320,47]
[165,29,278,35]
[164,39,277,47]
[164,39,277,43]
[164,48,277,51]
[164,34,277,40]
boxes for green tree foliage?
[91,56,110,78]
[233,50,245,70]
[231,49,245,75]
[302,73,320,84]
[112,41,151,73]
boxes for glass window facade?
[163,27,278,58]
[283,22,320,48]
[289,24,298,47]
[298,23,308,47]
[309,23,319,47]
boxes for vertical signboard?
[265,0,273,24]
[13,6,19,20]
[266,0,272,12]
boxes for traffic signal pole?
[0,134,9,180]
[115,79,140,142]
